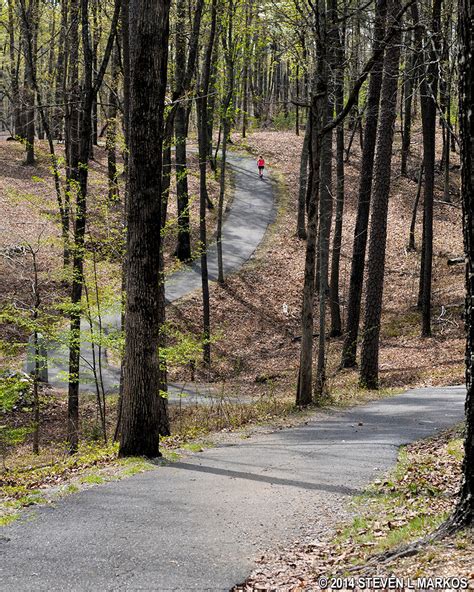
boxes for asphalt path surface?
[0,385,466,591]
[33,152,275,402]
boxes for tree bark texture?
[67,0,119,453]
[296,0,327,406]
[329,15,346,339]
[296,100,323,406]
[451,0,474,528]
[197,0,217,366]
[297,119,310,239]
[341,0,387,368]
[419,0,442,337]
[119,0,171,458]
[359,0,402,389]
[175,0,191,262]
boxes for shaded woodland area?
[0,0,473,564]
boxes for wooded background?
[0,0,472,525]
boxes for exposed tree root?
[346,507,473,573]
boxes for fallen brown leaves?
[2,128,465,399]
[168,127,464,404]
[0,140,222,361]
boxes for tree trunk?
[170,0,205,261]
[175,0,191,262]
[207,40,219,164]
[90,0,100,151]
[158,247,170,437]
[296,1,327,406]
[65,0,81,453]
[418,0,442,337]
[408,163,424,251]
[296,99,323,407]
[107,43,120,202]
[115,0,131,442]
[443,117,451,202]
[119,0,171,458]
[54,0,68,140]
[67,2,96,454]
[217,1,235,284]
[7,0,22,138]
[315,0,340,397]
[315,96,333,398]
[297,118,310,239]
[241,0,252,139]
[217,120,229,285]
[22,0,38,166]
[359,0,401,389]
[295,64,300,136]
[329,22,345,339]
[450,0,474,527]
[341,0,387,369]
[67,0,120,453]
[64,0,81,268]
[175,105,192,260]
[197,0,217,366]
[401,30,416,177]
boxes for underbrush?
[0,442,160,523]
[0,374,409,517]
[0,387,309,519]
[335,425,464,559]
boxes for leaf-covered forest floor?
[0,126,465,482]
[234,424,474,591]
[170,126,464,397]
[0,138,224,361]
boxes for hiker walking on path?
[257,156,265,179]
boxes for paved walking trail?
[42,153,275,402]
[0,386,466,591]
[12,150,467,590]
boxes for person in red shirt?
[257,156,265,179]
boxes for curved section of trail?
[0,386,466,591]
[44,152,275,396]
[165,152,275,302]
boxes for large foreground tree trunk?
[451,0,474,528]
[119,0,171,458]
